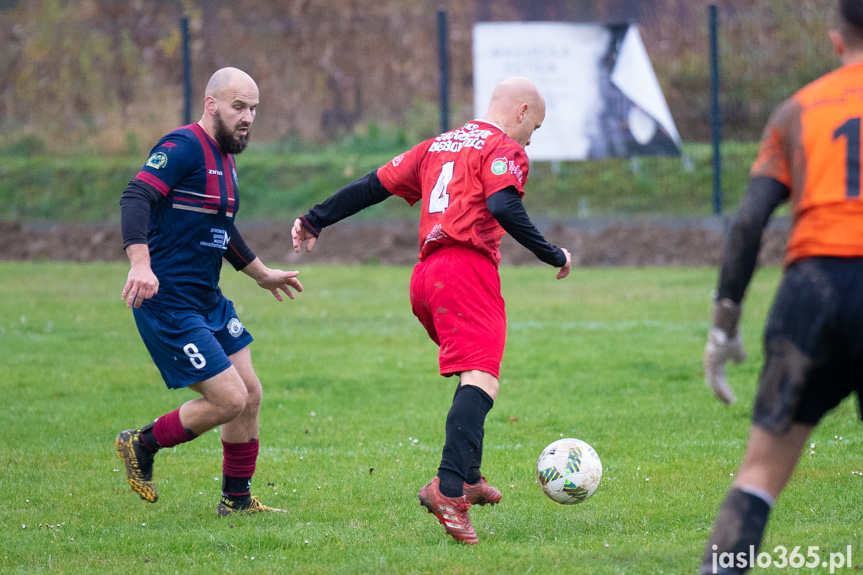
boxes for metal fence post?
[182,16,192,126]
[437,8,450,134]
[709,4,722,215]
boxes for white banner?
[473,22,681,161]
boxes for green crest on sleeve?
[491,157,507,175]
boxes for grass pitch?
[0,262,859,574]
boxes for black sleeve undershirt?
[716,176,790,303]
[487,187,567,267]
[224,225,256,271]
[298,174,566,267]
[119,179,257,271]
[299,170,392,237]
[120,179,161,249]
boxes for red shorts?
[409,245,506,379]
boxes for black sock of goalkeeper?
[437,384,494,498]
[700,486,773,574]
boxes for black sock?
[700,487,773,574]
[466,423,484,486]
[222,475,252,502]
[138,423,161,454]
[438,385,467,496]
[456,384,486,485]
[438,384,494,497]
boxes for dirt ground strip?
[0,218,790,268]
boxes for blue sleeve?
[135,131,201,196]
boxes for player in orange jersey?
[292,77,571,544]
[700,1,863,572]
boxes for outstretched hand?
[556,248,572,280]
[292,218,317,253]
[256,268,303,301]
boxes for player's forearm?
[120,179,161,248]
[716,176,789,302]
[125,242,151,268]
[300,171,392,236]
[238,257,267,281]
[487,188,566,267]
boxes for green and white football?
[537,438,602,504]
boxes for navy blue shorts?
[754,257,863,433]
[133,297,254,389]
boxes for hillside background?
[0,0,834,264]
[0,0,838,156]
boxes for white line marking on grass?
[509,320,702,332]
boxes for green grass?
[0,262,859,574]
[0,141,759,223]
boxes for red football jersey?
[376,120,529,266]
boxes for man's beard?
[213,110,251,155]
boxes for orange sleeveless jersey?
[751,62,863,264]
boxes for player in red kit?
[292,77,571,544]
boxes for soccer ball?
[536,438,602,504]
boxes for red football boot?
[418,477,478,544]
[463,476,502,506]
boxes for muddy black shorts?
[753,257,863,434]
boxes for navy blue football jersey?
[135,123,243,309]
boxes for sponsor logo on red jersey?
[508,160,524,183]
[423,223,448,245]
[491,157,508,176]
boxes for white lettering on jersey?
[429,124,493,154]
[200,228,230,250]
[208,169,224,176]
[508,160,524,184]
[428,161,454,214]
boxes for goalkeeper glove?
[703,298,746,404]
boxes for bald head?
[482,77,546,147]
[204,67,258,100]
[488,77,543,110]
[199,67,259,154]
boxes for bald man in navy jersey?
[115,67,302,517]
